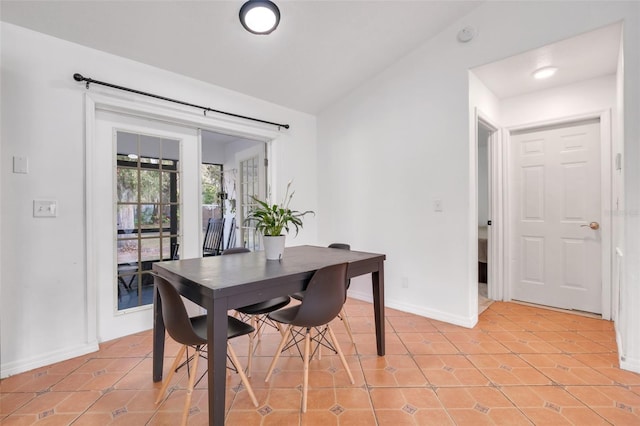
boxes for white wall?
[615,11,639,372]
[0,22,318,377]
[201,134,227,164]
[317,0,640,369]
[500,75,617,127]
[469,71,501,125]
[613,28,626,361]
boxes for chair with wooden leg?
[153,275,258,426]
[290,243,355,345]
[264,263,354,412]
[222,247,291,377]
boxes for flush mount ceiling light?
[532,66,558,80]
[239,0,280,35]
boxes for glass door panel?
[239,155,261,251]
[116,131,180,311]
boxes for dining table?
[152,244,386,426]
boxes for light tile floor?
[2,299,640,425]
[478,283,493,315]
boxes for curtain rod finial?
[73,73,84,82]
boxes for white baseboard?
[616,329,640,374]
[347,289,374,304]
[1,341,99,379]
[347,290,477,329]
[620,355,640,374]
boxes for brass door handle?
[581,221,600,230]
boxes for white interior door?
[94,110,199,342]
[510,119,602,313]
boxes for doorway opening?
[88,93,281,343]
[201,162,226,257]
[470,22,620,320]
[477,119,495,314]
[200,129,267,255]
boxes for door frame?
[475,111,502,301]
[95,113,199,341]
[501,109,612,319]
[84,92,281,343]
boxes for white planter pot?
[263,235,286,260]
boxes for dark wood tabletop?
[152,245,386,425]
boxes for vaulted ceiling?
[1,2,620,115]
[0,1,481,114]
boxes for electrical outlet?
[401,277,409,288]
[433,199,443,212]
[34,200,57,217]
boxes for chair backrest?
[155,276,206,346]
[171,242,180,260]
[226,217,237,250]
[328,243,350,251]
[203,218,225,256]
[292,263,348,328]
[222,247,251,255]
[328,243,351,289]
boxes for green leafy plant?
[245,181,314,236]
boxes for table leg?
[208,298,228,426]
[152,280,165,382]
[372,260,385,356]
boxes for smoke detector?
[457,26,476,43]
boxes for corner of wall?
[347,289,477,329]
[1,341,99,379]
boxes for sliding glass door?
[92,112,268,342]
[94,110,199,341]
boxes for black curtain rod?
[73,73,290,130]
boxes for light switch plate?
[34,200,57,217]
[13,156,28,174]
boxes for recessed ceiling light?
[239,0,281,35]
[532,66,558,80]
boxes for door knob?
[580,221,600,230]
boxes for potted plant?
[245,181,314,260]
